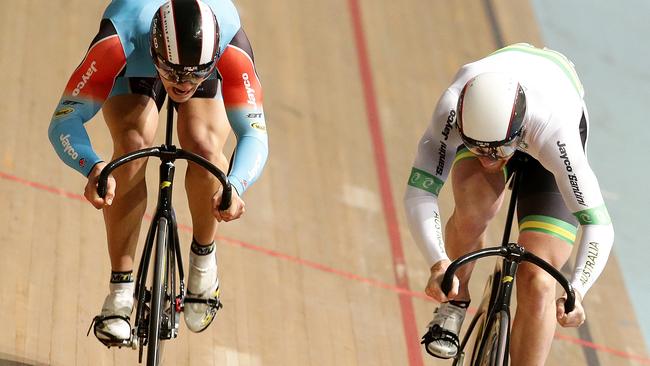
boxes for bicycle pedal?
[130,335,139,350]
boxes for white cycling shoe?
[184,260,221,333]
[90,287,134,347]
[421,302,467,359]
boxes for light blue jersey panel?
[102,0,241,77]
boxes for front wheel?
[147,217,169,366]
[474,310,509,366]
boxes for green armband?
[407,168,444,196]
[573,205,612,225]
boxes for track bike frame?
[97,98,232,365]
[439,157,576,366]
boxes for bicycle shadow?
[0,353,50,366]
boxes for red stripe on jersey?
[63,35,126,101]
[217,45,263,107]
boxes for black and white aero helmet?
[150,0,220,80]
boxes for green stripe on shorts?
[453,147,476,165]
[407,167,443,196]
[491,43,584,96]
[519,215,577,244]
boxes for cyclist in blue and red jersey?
[48,0,268,346]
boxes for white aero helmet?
[456,72,527,159]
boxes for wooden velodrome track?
[0,0,648,365]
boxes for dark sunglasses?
[153,56,215,85]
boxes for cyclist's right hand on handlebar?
[212,185,245,222]
[425,259,459,302]
[556,290,585,327]
[85,162,115,209]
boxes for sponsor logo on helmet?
[242,73,256,106]
[556,141,587,206]
[579,241,599,286]
[59,134,79,160]
[54,107,75,119]
[246,113,263,118]
[152,19,160,49]
[72,61,98,96]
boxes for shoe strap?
[184,296,223,309]
[421,324,460,359]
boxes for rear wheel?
[146,217,169,366]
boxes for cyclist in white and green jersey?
[404,43,614,364]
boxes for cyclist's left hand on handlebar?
[556,291,585,327]
[212,186,245,222]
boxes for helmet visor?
[153,56,215,85]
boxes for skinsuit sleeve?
[216,28,268,195]
[404,89,463,266]
[537,126,615,298]
[48,19,127,177]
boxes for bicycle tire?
[146,217,169,366]
[462,269,501,366]
[453,309,484,366]
[473,310,509,366]
[467,311,487,365]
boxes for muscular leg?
[510,231,572,365]
[445,158,508,301]
[101,95,159,271]
[176,97,231,332]
[176,98,230,244]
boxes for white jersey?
[404,44,614,297]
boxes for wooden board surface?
[0,0,647,365]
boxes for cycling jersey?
[48,0,268,195]
[404,44,614,297]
